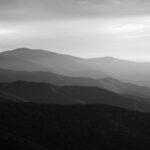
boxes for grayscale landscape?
[0,0,150,150]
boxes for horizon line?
[0,47,150,62]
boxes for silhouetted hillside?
[0,81,80,104]
[1,81,150,112]
[0,68,100,86]
[0,103,150,149]
[98,78,150,102]
[59,86,150,112]
[0,129,48,150]
[1,69,150,102]
[0,90,27,103]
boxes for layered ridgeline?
[1,69,150,103]
[1,48,150,86]
[1,48,150,150]
[0,48,108,79]
[1,81,150,112]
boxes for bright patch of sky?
[0,0,150,59]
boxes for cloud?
[0,19,107,40]
[1,0,150,59]
[109,24,147,33]
[0,29,16,35]
[105,16,150,39]
[1,0,150,22]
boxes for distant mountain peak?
[0,48,132,62]
[101,56,116,59]
[12,48,32,51]
[2,48,33,53]
[98,56,128,61]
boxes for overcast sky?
[1,0,150,59]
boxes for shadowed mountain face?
[1,81,150,112]
[0,82,80,105]
[98,78,150,102]
[1,103,150,150]
[0,91,27,103]
[1,69,150,102]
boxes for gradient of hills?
[1,48,150,149]
[1,69,150,102]
[1,48,150,86]
[0,81,79,104]
[1,81,150,112]
[0,48,108,79]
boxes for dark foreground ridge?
[0,102,150,150]
[1,81,150,112]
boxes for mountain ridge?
[1,68,150,102]
[1,80,150,112]
[1,48,150,86]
